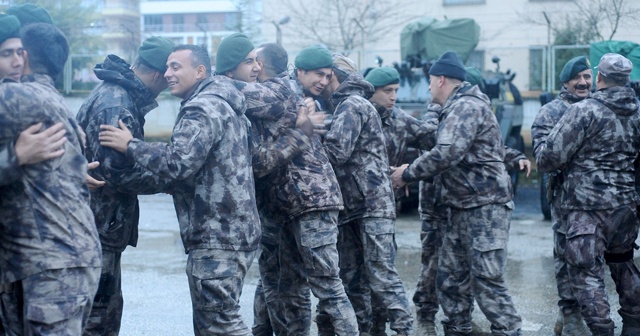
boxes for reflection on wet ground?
[120,191,638,335]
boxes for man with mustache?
[531,56,592,336]
[536,53,640,336]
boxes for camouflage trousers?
[564,205,640,327]
[186,248,257,336]
[253,211,312,336]
[437,203,522,336]
[331,218,413,335]
[550,198,581,316]
[0,266,100,336]
[258,210,358,336]
[83,250,123,336]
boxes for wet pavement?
[119,184,640,335]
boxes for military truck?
[380,17,526,211]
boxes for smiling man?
[531,55,593,336]
[99,44,260,335]
[292,45,334,114]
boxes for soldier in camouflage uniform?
[531,56,592,336]
[0,13,68,187]
[225,39,358,336]
[75,36,175,336]
[317,52,414,336]
[0,23,102,335]
[99,44,260,336]
[536,53,640,336]
[364,67,438,336]
[392,51,522,336]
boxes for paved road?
[118,184,639,335]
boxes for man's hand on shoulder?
[15,122,67,165]
[99,120,133,153]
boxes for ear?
[196,64,208,80]
[22,50,31,74]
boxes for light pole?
[272,16,290,46]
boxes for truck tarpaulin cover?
[400,17,480,63]
[590,40,640,81]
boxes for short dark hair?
[599,71,628,87]
[20,23,68,79]
[173,44,211,76]
[257,43,288,78]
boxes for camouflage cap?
[332,53,358,74]
[559,56,590,83]
[7,3,54,27]
[365,67,400,88]
[0,14,21,45]
[597,53,632,79]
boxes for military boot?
[587,321,614,336]
[620,311,640,336]
[561,311,589,336]
[553,311,563,336]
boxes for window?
[443,0,485,5]
[173,14,185,32]
[144,15,163,32]
[529,48,544,90]
[225,12,240,30]
[466,50,485,70]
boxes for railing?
[143,23,228,33]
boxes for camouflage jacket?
[375,105,438,168]
[123,76,261,252]
[236,72,343,220]
[323,73,396,223]
[531,87,587,158]
[0,74,101,284]
[0,142,20,186]
[76,55,172,253]
[537,86,640,210]
[403,83,512,209]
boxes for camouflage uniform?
[321,73,413,335]
[536,85,640,334]
[369,104,438,335]
[0,74,102,334]
[531,87,587,319]
[75,55,172,336]
[0,143,21,186]
[122,75,261,336]
[402,83,522,336]
[237,73,358,335]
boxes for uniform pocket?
[364,221,395,261]
[26,296,87,325]
[565,222,597,268]
[472,236,507,279]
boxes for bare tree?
[277,0,419,56]
[520,0,640,44]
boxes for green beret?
[365,67,400,88]
[465,66,486,92]
[138,36,175,72]
[294,46,333,70]
[0,14,21,45]
[7,4,53,26]
[216,33,254,74]
[559,56,590,83]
